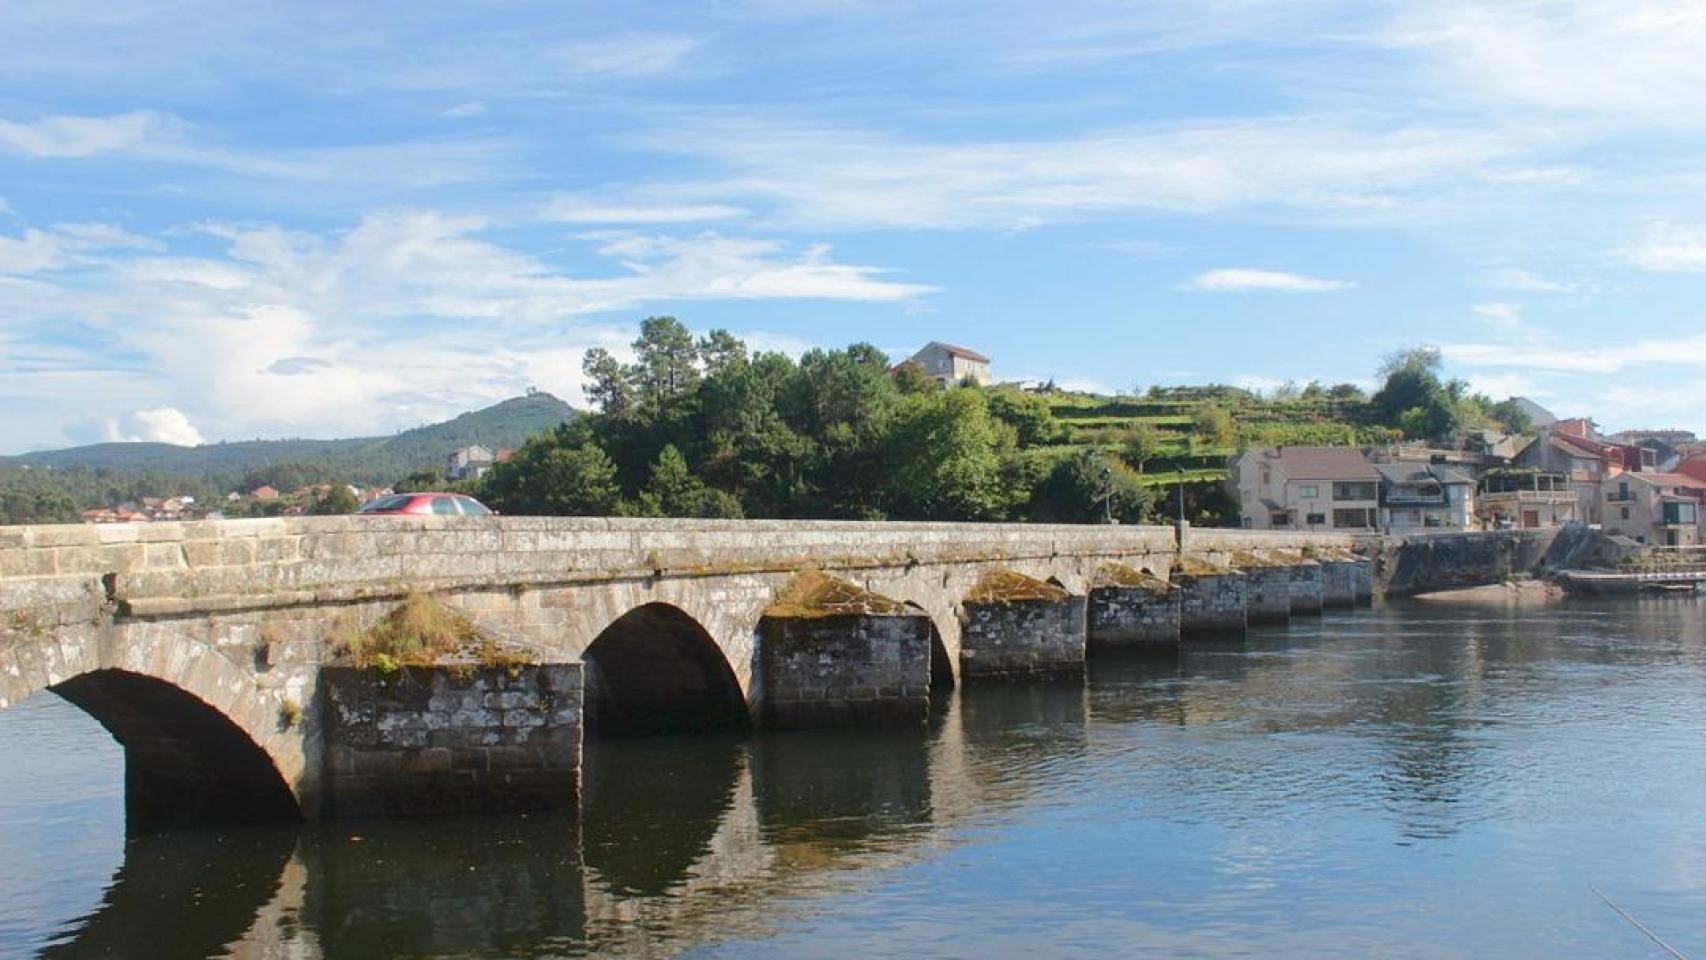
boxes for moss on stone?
[1229,550,1290,569]
[965,569,1070,605]
[1093,562,1172,594]
[1174,556,1233,578]
[330,592,535,670]
[765,570,913,619]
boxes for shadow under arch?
[903,602,957,691]
[48,669,301,832]
[581,603,749,736]
[39,826,296,960]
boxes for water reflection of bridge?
[33,598,1704,958]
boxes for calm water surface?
[3,599,1706,958]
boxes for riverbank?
[1410,579,1564,605]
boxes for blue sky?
[5,0,1706,452]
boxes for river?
[3,598,1705,958]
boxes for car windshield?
[358,494,414,513]
[457,498,492,516]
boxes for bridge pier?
[1285,555,1324,615]
[1086,563,1179,650]
[757,573,932,728]
[958,571,1087,679]
[321,663,583,818]
[1174,559,1247,638]
[1233,551,1293,626]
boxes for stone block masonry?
[959,571,1087,678]
[1317,558,1360,609]
[1087,563,1179,649]
[322,663,582,817]
[1284,556,1324,615]
[1232,552,1291,626]
[759,569,932,728]
[1175,560,1247,638]
[758,614,931,728]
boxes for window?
[358,494,412,514]
[1333,482,1377,501]
[457,498,492,517]
[431,496,460,516]
[1333,508,1373,529]
[1270,512,1292,527]
[1621,507,1630,521]
[1306,513,1326,526]
[1297,484,1319,498]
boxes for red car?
[356,492,495,517]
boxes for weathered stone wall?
[1380,532,1515,597]
[1175,571,1247,638]
[1319,561,1359,608]
[758,613,931,728]
[1237,559,1293,625]
[321,663,582,817]
[1087,586,1179,648]
[959,596,1088,678]
[1287,560,1324,615]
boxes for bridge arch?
[0,625,305,830]
[581,603,750,736]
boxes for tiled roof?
[1627,472,1706,490]
[927,341,991,363]
[1269,446,1381,481]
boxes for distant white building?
[906,342,992,386]
[447,444,496,481]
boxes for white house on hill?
[907,342,992,386]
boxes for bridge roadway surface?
[0,516,1354,824]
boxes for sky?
[5,0,1706,452]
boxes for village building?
[1372,462,1476,531]
[1601,472,1704,547]
[905,342,993,386]
[1229,446,1384,531]
[1476,469,1578,529]
[447,445,497,481]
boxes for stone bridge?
[0,517,1360,828]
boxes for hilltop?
[2,393,576,487]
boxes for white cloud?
[552,34,703,78]
[1621,220,1706,272]
[542,197,746,224]
[1442,334,1706,374]
[1185,268,1354,292]
[106,407,204,446]
[1471,301,1520,322]
[0,110,513,189]
[1484,267,1577,293]
[441,100,487,118]
[632,116,1538,230]
[1234,374,1288,394]
[0,208,936,447]
[1389,1,1706,126]
[1463,372,1549,401]
[0,222,160,274]
[0,110,172,158]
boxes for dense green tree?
[637,445,743,518]
[1371,347,1461,439]
[630,316,700,406]
[891,361,936,395]
[581,348,633,416]
[1120,422,1166,473]
[311,485,361,514]
[987,388,1064,446]
[697,329,747,375]
[1026,450,1155,525]
[481,433,623,516]
[396,469,444,493]
[1193,402,1237,448]
[881,388,1009,520]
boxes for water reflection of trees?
[38,597,1706,956]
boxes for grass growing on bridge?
[333,593,532,672]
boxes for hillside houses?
[1229,416,1706,543]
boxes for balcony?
[1482,490,1574,503]
[1607,491,1636,503]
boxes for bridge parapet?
[3,517,1180,619]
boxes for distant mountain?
[1,393,577,484]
